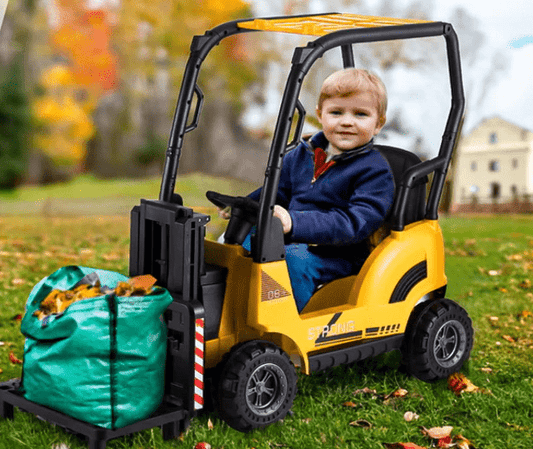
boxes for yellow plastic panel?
[238,13,432,36]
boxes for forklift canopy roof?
[237,13,432,36]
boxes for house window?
[512,158,519,169]
[511,185,518,197]
[489,132,498,144]
[489,160,500,172]
[470,161,477,171]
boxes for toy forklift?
[0,13,473,448]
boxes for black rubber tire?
[402,298,473,382]
[216,340,297,432]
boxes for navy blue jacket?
[250,132,394,266]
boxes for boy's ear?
[315,106,322,122]
[374,115,386,134]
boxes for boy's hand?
[274,205,292,234]
[217,206,231,220]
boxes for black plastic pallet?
[0,380,189,449]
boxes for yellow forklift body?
[204,219,446,374]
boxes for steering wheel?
[206,191,259,245]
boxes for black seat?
[375,145,427,227]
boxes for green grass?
[0,212,532,448]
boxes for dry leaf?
[342,401,359,408]
[354,387,377,394]
[454,435,474,449]
[194,443,211,449]
[383,444,427,449]
[385,388,408,400]
[448,373,479,395]
[420,426,453,439]
[488,269,501,276]
[437,436,453,448]
[404,411,419,422]
[502,335,515,343]
[9,352,23,364]
[207,418,214,430]
[349,419,372,428]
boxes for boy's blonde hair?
[317,68,387,124]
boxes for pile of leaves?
[34,274,157,320]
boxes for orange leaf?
[9,352,23,364]
[448,373,479,395]
[342,401,359,408]
[502,335,516,343]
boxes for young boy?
[223,68,394,312]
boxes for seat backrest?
[375,144,427,226]
[367,145,428,251]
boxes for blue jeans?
[243,234,354,312]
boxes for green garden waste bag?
[20,265,173,429]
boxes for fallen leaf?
[385,388,409,401]
[9,352,22,364]
[301,418,312,424]
[207,418,214,430]
[404,411,419,422]
[420,426,453,439]
[342,401,359,408]
[194,443,211,449]
[481,367,493,374]
[519,280,532,289]
[349,419,372,428]
[519,310,533,318]
[11,278,25,286]
[448,373,479,395]
[502,335,516,343]
[11,314,23,322]
[488,269,501,276]
[383,444,427,449]
[354,387,378,395]
[437,436,453,448]
[454,434,474,449]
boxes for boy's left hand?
[274,205,292,234]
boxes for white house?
[452,117,533,213]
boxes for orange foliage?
[51,0,118,93]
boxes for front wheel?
[217,341,297,432]
[402,298,473,382]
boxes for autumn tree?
[0,0,38,189]
[31,1,118,176]
[98,0,265,180]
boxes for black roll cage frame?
[159,14,465,264]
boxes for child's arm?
[289,154,394,246]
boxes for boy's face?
[316,91,384,154]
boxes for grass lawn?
[0,212,532,448]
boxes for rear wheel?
[217,341,297,432]
[402,298,473,382]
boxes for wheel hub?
[433,319,467,368]
[246,363,288,416]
